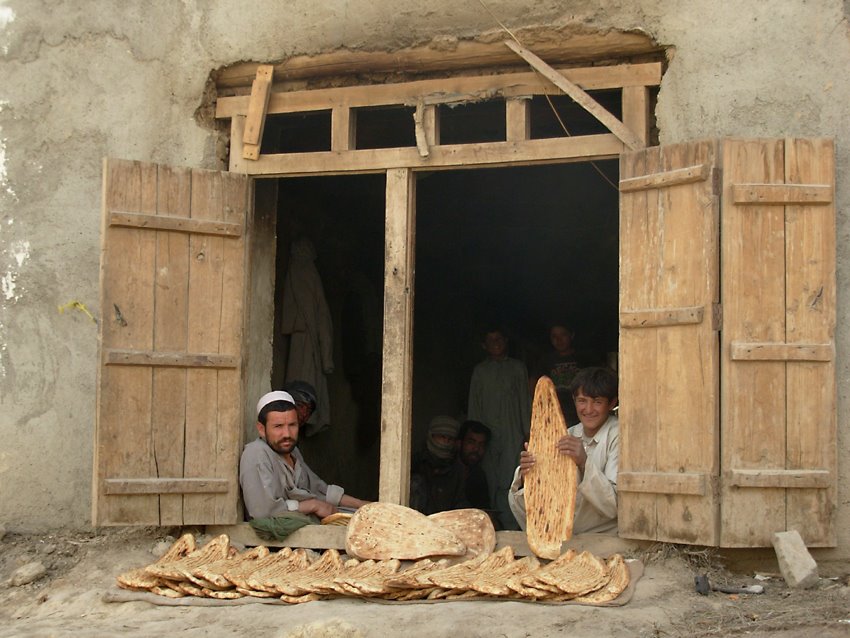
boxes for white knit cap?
[256,391,295,418]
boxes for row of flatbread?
[116,532,630,604]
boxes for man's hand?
[298,498,337,519]
[340,495,370,510]
[519,442,536,479]
[556,434,587,471]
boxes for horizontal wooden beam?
[215,30,662,89]
[732,183,832,205]
[505,39,644,150]
[618,472,708,496]
[237,134,623,176]
[105,349,240,368]
[730,342,833,362]
[104,478,230,495]
[109,212,243,237]
[728,469,831,489]
[619,164,711,192]
[216,63,663,118]
[619,306,704,328]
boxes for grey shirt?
[239,438,344,519]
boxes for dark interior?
[268,95,620,500]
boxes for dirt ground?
[1,528,849,638]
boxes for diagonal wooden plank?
[242,64,274,160]
[504,39,644,150]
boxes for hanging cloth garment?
[280,237,334,436]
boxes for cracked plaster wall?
[1,1,849,558]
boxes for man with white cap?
[239,390,369,520]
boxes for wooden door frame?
[221,61,658,506]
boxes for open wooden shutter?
[618,140,721,545]
[720,138,836,546]
[93,159,250,526]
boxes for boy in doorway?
[508,366,619,535]
[468,326,531,530]
[535,322,581,425]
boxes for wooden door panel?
[94,159,249,526]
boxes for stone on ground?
[10,561,47,587]
[772,530,819,589]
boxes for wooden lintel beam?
[215,63,664,119]
[504,39,644,150]
[242,65,274,161]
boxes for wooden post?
[622,86,650,147]
[229,116,248,173]
[331,105,355,151]
[506,98,531,142]
[379,168,416,504]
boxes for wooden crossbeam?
[731,183,832,205]
[504,40,645,150]
[242,65,274,161]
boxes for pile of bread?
[117,503,629,604]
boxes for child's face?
[574,389,617,435]
[483,331,507,359]
[549,326,574,355]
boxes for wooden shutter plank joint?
[619,306,704,328]
[109,211,243,237]
[618,471,708,496]
[728,469,831,490]
[105,349,240,369]
[732,183,832,205]
[619,164,711,192]
[730,342,832,362]
[104,478,230,495]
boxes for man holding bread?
[508,366,619,535]
[239,390,370,520]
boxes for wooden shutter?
[618,140,721,545]
[93,159,250,526]
[720,138,836,546]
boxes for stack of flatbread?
[116,532,631,604]
[526,375,578,560]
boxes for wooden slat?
[731,183,832,205]
[216,63,664,118]
[505,39,643,150]
[728,469,831,490]
[505,98,530,142]
[242,65,274,160]
[104,478,230,495]
[229,116,247,173]
[105,349,239,368]
[234,134,623,176]
[720,139,788,546]
[150,165,191,526]
[783,138,836,546]
[619,306,704,328]
[619,164,710,192]
[618,472,707,496]
[109,211,243,237]
[730,342,832,361]
[379,169,415,504]
[413,103,433,158]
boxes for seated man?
[458,420,492,512]
[239,390,369,520]
[409,415,468,515]
[508,366,619,535]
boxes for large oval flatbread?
[526,376,578,559]
[345,502,466,560]
[428,509,496,557]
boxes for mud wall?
[1,1,848,557]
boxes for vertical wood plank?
[783,138,836,545]
[214,172,249,523]
[151,165,191,525]
[184,170,225,523]
[506,98,530,142]
[230,116,248,174]
[332,106,354,151]
[98,160,158,524]
[379,169,415,504]
[618,146,659,540]
[622,86,650,147]
[720,139,787,546]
